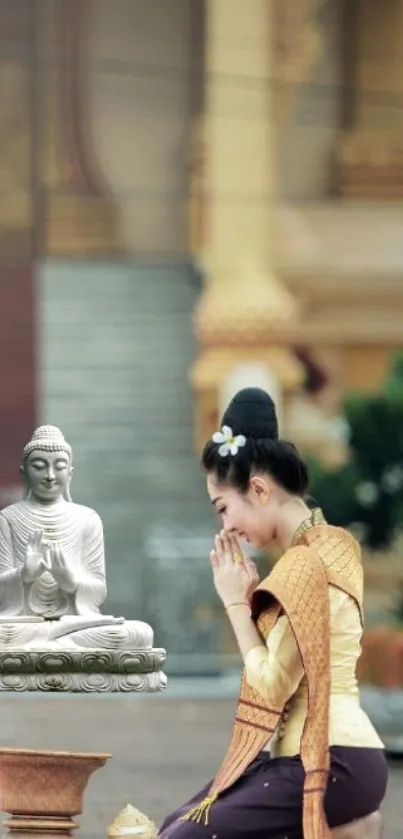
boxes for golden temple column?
[204,0,274,276]
[190,0,303,450]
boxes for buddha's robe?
[0,498,106,617]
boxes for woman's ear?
[249,475,271,505]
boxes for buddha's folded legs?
[48,619,154,650]
[0,618,154,651]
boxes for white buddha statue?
[0,426,153,650]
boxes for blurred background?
[1,0,403,738]
[2,0,403,833]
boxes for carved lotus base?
[0,649,167,693]
[0,747,110,836]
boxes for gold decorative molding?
[193,263,299,347]
[272,1,325,130]
[191,346,303,392]
[46,194,119,257]
[275,201,403,343]
[338,131,403,198]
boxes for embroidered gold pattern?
[291,507,326,547]
[181,513,363,839]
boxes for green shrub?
[308,352,403,549]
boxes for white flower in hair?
[212,425,246,457]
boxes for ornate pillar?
[190,0,303,450]
[39,0,119,255]
[272,1,325,130]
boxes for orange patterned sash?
[181,520,363,839]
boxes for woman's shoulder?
[255,545,327,610]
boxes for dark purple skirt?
[158,747,388,839]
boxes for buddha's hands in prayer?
[47,543,77,594]
[210,530,259,609]
[22,530,49,582]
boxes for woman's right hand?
[22,530,48,582]
[231,535,260,599]
[214,531,260,602]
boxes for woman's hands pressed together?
[210,531,259,609]
[209,531,267,662]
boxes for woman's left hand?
[210,531,259,608]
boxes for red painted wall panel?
[0,266,35,502]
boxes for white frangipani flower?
[212,425,246,457]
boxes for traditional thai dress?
[159,510,388,839]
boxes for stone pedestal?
[0,648,166,693]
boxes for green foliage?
[309,352,403,550]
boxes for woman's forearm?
[224,602,267,661]
[226,604,304,706]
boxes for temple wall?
[37,258,224,668]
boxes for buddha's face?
[23,449,72,503]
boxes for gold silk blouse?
[244,585,384,756]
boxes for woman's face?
[207,474,279,550]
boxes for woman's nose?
[225,524,237,534]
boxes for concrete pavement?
[0,693,400,838]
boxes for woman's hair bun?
[221,387,278,441]
[201,387,308,496]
